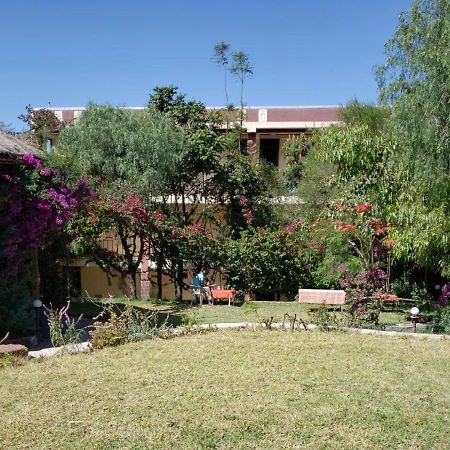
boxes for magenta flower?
[21,153,42,168]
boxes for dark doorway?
[259,138,279,166]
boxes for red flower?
[340,224,355,232]
[355,203,373,213]
[369,220,386,228]
[335,204,349,211]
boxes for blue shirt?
[192,272,205,287]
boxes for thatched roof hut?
[0,130,41,162]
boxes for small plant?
[43,301,84,347]
[308,304,341,331]
[411,282,433,305]
[347,298,382,328]
[89,302,170,349]
[283,313,309,331]
[263,316,274,330]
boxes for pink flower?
[243,209,253,224]
[40,168,53,177]
[152,211,167,221]
[239,195,248,206]
[284,223,295,234]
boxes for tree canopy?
[376,0,450,276]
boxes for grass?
[1,330,449,449]
[70,297,410,329]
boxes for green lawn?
[1,331,449,449]
[70,298,410,329]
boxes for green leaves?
[57,104,187,198]
[374,0,450,275]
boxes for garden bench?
[298,289,346,305]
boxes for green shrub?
[307,304,342,331]
[438,306,450,334]
[89,303,170,349]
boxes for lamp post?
[410,306,419,333]
[32,299,43,344]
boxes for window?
[46,138,53,153]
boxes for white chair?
[190,286,204,306]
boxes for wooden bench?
[298,289,346,305]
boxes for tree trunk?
[176,261,184,301]
[157,253,163,300]
[129,268,137,299]
[31,248,40,300]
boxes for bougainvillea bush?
[0,153,93,274]
[0,153,93,333]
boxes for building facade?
[43,105,340,299]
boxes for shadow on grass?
[69,298,246,328]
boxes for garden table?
[210,289,236,306]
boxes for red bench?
[210,289,236,306]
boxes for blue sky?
[1,0,412,130]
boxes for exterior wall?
[80,267,141,298]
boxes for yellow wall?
[80,267,141,298]
[79,265,230,300]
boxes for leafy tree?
[311,100,398,222]
[230,51,253,110]
[55,104,187,298]
[19,105,61,150]
[376,0,450,276]
[229,51,253,152]
[148,87,225,298]
[212,41,231,106]
[339,99,390,133]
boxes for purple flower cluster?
[1,155,95,274]
[21,153,42,168]
[367,264,386,282]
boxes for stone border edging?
[28,322,449,358]
[28,342,92,358]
